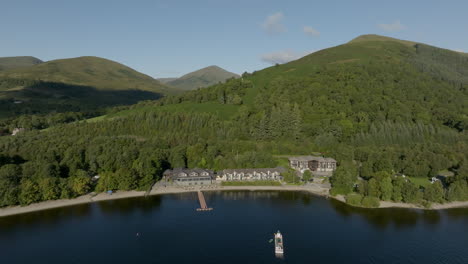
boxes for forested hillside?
[0,35,467,207]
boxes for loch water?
[1,191,467,264]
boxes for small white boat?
[274,231,284,254]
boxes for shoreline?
[1,184,467,218]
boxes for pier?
[196,191,213,211]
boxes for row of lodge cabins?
[163,156,337,186]
[163,167,285,186]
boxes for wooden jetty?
[196,191,213,211]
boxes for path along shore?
[1,184,468,218]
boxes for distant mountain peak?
[162,65,239,90]
[0,56,43,71]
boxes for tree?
[446,179,468,201]
[69,170,92,196]
[379,176,393,201]
[95,171,119,192]
[330,166,356,195]
[230,94,243,105]
[372,171,393,201]
[0,164,22,206]
[38,177,59,200]
[282,169,300,184]
[345,193,362,206]
[357,180,368,196]
[132,155,165,190]
[302,170,312,182]
[373,157,393,173]
[424,181,445,203]
[401,181,422,203]
[367,178,381,198]
[19,179,41,205]
[391,177,405,202]
[361,196,380,208]
[116,168,138,190]
[360,161,374,179]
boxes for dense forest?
[0,35,467,207]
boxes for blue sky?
[1,0,467,77]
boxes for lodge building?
[163,168,215,186]
[288,156,337,174]
[216,167,286,181]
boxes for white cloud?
[261,12,286,34]
[303,26,320,37]
[378,20,406,32]
[454,49,464,53]
[260,50,314,64]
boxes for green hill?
[0,56,43,71]
[0,56,173,92]
[157,34,467,130]
[0,56,178,118]
[164,65,239,90]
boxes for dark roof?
[164,168,214,178]
[288,156,336,162]
[221,167,286,174]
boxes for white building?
[217,168,285,181]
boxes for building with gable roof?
[288,156,337,175]
[216,167,285,181]
[163,168,214,186]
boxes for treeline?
[352,121,460,146]
[0,111,101,133]
[411,43,468,90]
[160,78,252,105]
[330,154,468,208]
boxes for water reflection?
[445,207,468,221]
[97,195,162,216]
[0,203,92,234]
[1,191,467,235]
[421,210,441,226]
[0,191,466,264]
[206,190,314,205]
[329,199,423,229]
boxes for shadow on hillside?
[0,81,163,117]
[21,81,163,102]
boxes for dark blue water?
[1,191,467,264]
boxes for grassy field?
[221,181,282,186]
[409,177,431,188]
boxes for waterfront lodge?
[163,155,337,186]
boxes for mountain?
[157,77,178,84]
[163,65,239,90]
[106,34,468,134]
[0,56,43,71]
[0,56,173,92]
[0,56,177,118]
